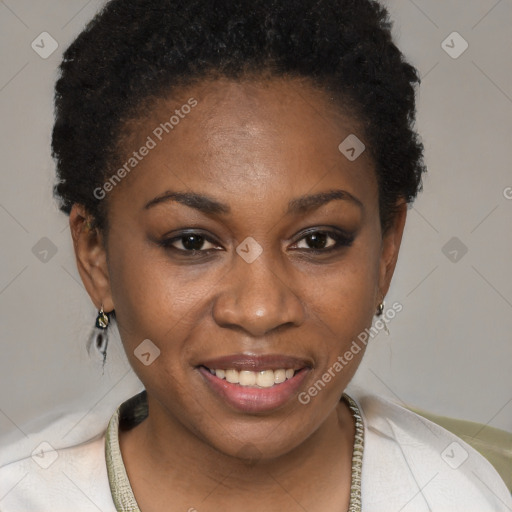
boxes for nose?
[212,252,306,337]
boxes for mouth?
[196,354,312,413]
[201,366,300,388]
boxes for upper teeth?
[209,368,296,387]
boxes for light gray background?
[1,0,511,454]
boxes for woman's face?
[72,77,406,459]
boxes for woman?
[1,0,510,510]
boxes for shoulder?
[0,433,116,512]
[346,386,512,512]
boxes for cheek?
[308,241,380,329]
[300,236,381,384]
[107,251,203,406]
[106,233,222,361]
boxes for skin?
[70,76,407,511]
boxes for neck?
[119,395,356,510]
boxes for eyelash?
[158,228,354,256]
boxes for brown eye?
[159,231,220,253]
[302,232,331,250]
[181,234,206,251]
[297,231,339,251]
[292,229,354,253]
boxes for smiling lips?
[199,353,310,388]
[198,354,312,412]
[208,367,296,388]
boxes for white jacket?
[1,386,511,511]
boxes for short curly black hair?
[52,0,426,234]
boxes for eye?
[292,229,354,253]
[159,232,221,253]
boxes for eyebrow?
[287,189,363,215]
[143,189,363,216]
[144,191,229,215]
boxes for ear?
[69,204,115,313]
[376,201,408,304]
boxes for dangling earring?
[95,305,110,329]
[87,304,111,372]
[376,299,390,335]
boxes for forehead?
[107,77,377,214]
